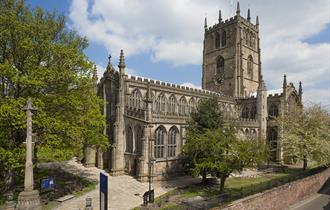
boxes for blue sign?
[100,173,108,210]
[41,177,55,190]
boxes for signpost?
[40,177,55,191]
[100,173,108,210]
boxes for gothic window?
[244,30,249,45]
[249,32,253,47]
[250,105,257,119]
[156,93,166,113]
[221,30,226,47]
[241,107,249,119]
[131,89,143,109]
[269,103,279,117]
[168,95,177,114]
[247,55,253,79]
[125,126,133,153]
[188,97,196,113]
[154,126,166,158]
[179,96,188,115]
[135,125,143,155]
[216,56,225,75]
[168,126,178,157]
[251,129,257,138]
[215,32,220,48]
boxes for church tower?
[202,3,261,97]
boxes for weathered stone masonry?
[84,3,303,181]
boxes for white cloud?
[152,41,202,65]
[181,82,201,89]
[69,0,330,107]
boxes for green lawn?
[135,165,328,210]
[0,168,96,208]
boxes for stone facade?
[86,3,303,180]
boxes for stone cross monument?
[17,98,41,210]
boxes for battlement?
[126,74,235,100]
[206,15,258,34]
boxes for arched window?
[215,32,220,48]
[125,126,133,153]
[251,129,257,138]
[245,128,250,138]
[241,107,249,119]
[248,31,252,47]
[154,126,166,158]
[156,93,166,113]
[135,125,143,155]
[131,89,143,109]
[269,103,279,117]
[179,96,187,115]
[168,127,178,157]
[221,30,226,47]
[188,97,196,113]
[247,55,253,79]
[216,56,225,75]
[250,105,257,119]
[168,95,177,114]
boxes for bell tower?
[202,2,261,97]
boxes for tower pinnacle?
[256,16,259,26]
[283,74,287,89]
[236,2,240,15]
[247,8,251,21]
[204,17,207,30]
[218,10,222,22]
[118,49,126,69]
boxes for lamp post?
[147,158,156,204]
[17,98,41,210]
[148,158,156,192]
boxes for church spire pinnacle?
[236,2,240,16]
[247,8,251,21]
[283,74,287,89]
[218,9,222,22]
[118,49,126,74]
[256,15,259,26]
[204,16,207,30]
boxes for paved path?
[39,159,200,210]
[286,187,330,210]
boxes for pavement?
[39,158,200,210]
[286,186,330,210]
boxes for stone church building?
[84,3,303,181]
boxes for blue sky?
[27,0,330,108]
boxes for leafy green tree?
[189,97,223,133]
[211,128,268,193]
[0,0,108,193]
[183,127,268,193]
[277,104,330,170]
[182,97,224,183]
[182,97,268,192]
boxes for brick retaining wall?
[213,167,330,210]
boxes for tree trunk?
[4,169,13,193]
[201,170,207,185]
[303,158,307,170]
[219,175,227,194]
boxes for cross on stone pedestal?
[17,98,41,210]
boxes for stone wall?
[213,167,330,210]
